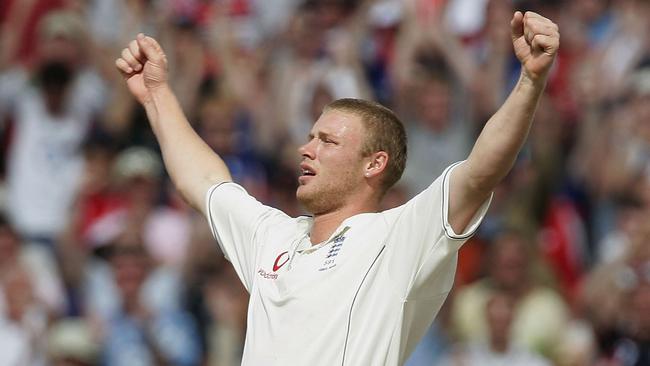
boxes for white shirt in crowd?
[206,162,491,365]
[0,68,105,238]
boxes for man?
[441,291,551,366]
[0,11,106,244]
[115,10,559,365]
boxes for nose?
[298,138,316,160]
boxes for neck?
[310,200,379,244]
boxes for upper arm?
[205,182,284,291]
[383,162,491,299]
[447,160,494,234]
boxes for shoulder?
[206,181,301,232]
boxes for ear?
[363,151,389,179]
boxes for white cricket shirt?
[205,162,491,365]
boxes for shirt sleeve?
[383,161,492,300]
[205,182,288,291]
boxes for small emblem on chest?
[318,226,350,272]
[273,251,290,272]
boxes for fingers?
[115,57,133,76]
[522,11,559,42]
[531,34,559,56]
[510,11,524,40]
[136,33,166,65]
[114,34,167,78]
[120,47,142,72]
[128,39,145,63]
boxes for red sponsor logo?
[273,251,290,272]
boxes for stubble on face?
[296,111,367,215]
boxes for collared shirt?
[205,162,491,365]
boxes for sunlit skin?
[296,110,388,244]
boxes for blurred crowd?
[0,0,649,365]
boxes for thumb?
[136,33,165,64]
[510,11,524,41]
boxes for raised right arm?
[115,34,231,215]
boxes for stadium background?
[0,0,649,365]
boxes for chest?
[253,224,387,304]
[14,92,90,149]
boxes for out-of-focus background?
[0,0,649,365]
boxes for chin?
[296,186,314,211]
[297,187,330,214]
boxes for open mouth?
[300,163,316,177]
[299,164,316,184]
[301,169,316,177]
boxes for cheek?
[321,151,363,178]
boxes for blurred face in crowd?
[312,0,347,29]
[111,244,150,307]
[120,175,160,215]
[417,79,451,133]
[630,281,650,339]
[36,36,82,115]
[82,146,115,194]
[292,11,325,59]
[297,110,368,214]
[573,0,608,23]
[633,94,650,143]
[490,233,530,292]
[486,292,515,350]
[0,225,19,267]
[37,35,82,68]
[2,266,33,321]
[310,83,335,123]
[199,100,237,155]
[626,255,650,339]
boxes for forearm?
[448,11,558,233]
[144,85,231,214]
[447,72,545,233]
[464,73,545,190]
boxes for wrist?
[150,83,172,99]
[143,83,172,107]
[518,71,547,91]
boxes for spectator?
[451,228,569,361]
[0,10,106,244]
[101,236,201,366]
[441,291,551,366]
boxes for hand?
[510,11,559,83]
[115,34,168,105]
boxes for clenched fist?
[510,11,560,83]
[115,34,169,105]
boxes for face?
[0,227,18,265]
[297,110,368,214]
[486,293,515,342]
[417,80,451,132]
[491,234,529,290]
[112,248,149,301]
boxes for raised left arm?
[448,11,560,233]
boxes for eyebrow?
[308,131,338,141]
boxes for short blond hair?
[324,98,407,193]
